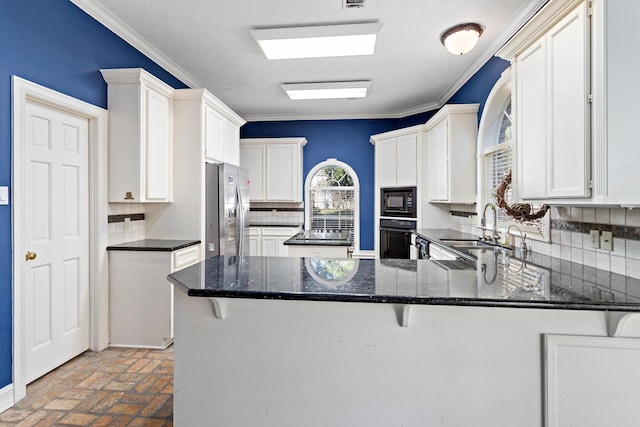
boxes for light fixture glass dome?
[441,23,483,56]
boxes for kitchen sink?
[439,239,499,250]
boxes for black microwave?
[380,187,417,218]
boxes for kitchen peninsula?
[168,253,640,426]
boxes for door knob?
[26,251,37,261]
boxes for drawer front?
[261,227,301,237]
[172,245,200,272]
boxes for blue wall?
[241,56,510,251]
[0,0,187,389]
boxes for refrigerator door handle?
[236,185,244,256]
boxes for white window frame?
[477,68,550,242]
[304,159,360,252]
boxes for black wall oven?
[380,187,417,218]
[379,218,416,259]
[379,187,417,259]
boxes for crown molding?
[70,0,201,89]
[242,111,411,122]
[496,0,584,60]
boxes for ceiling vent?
[343,0,365,10]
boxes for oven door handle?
[379,226,413,232]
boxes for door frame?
[11,76,109,402]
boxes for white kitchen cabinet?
[286,244,350,258]
[518,2,589,200]
[143,88,244,249]
[101,68,174,203]
[424,104,479,204]
[544,334,640,426]
[240,138,307,202]
[498,0,591,203]
[249,226,262,256]
[371,129,420,188]
[203,101,242,165]
[250,226,301,257]
[261,226,300,256]
[197,91,244,165]
[108,243,199,348]
[590,0,640,206]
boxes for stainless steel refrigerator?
[205,163,250,258]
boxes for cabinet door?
[223,120,239,166]
[249,236,261,256]
[240,145,266,201]
[145,88,171,201]
[376,138,397,187]
[516,39,547,199]
[546,3,589,198]
[261,236,279,257]
[396,134,418,186]
[266,144,298,201]
[204,106,224,163]
[276,237,289,256]
[428,120,449,201]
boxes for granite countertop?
[167,251,640,311]
[284,231,352,246]
[107,239,200,252]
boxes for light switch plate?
[0,186,8,205]
[590,230,600,249]
[602,231,613,251]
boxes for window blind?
[309,187,354,241]
[484,143,546,233]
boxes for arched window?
[305,159,360,250]
[478,68,549,241]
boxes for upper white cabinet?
[425,104,479,203]
[371,127,421,188]
[174,89,245,166]
[143,88,245,252]
[101,68,174,203]
[239,138,307,202]
[591,0,640,206]
[515,1,590,200]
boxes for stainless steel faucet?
[481,203,500,244]
[506,224,528,258]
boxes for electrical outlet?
[602,231,613,251]
[590,230,600,249]
[124,217,131,231]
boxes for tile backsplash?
[449,204,640,280]
[249,202,304,226]
[108,203,146,245]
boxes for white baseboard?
[353,250,376,259]
[0,384,15,413]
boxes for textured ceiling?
[78,0,547,121]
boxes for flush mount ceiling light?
[282,81,371,100]
[250,23,382,60]
[440,23,483,55]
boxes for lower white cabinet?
[287,244,350,258]
[108,243,199,348]
[249,226,301,257]
[544,333,640,426]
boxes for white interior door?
[23,100,90,384]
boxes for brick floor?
[0,347,173,426]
